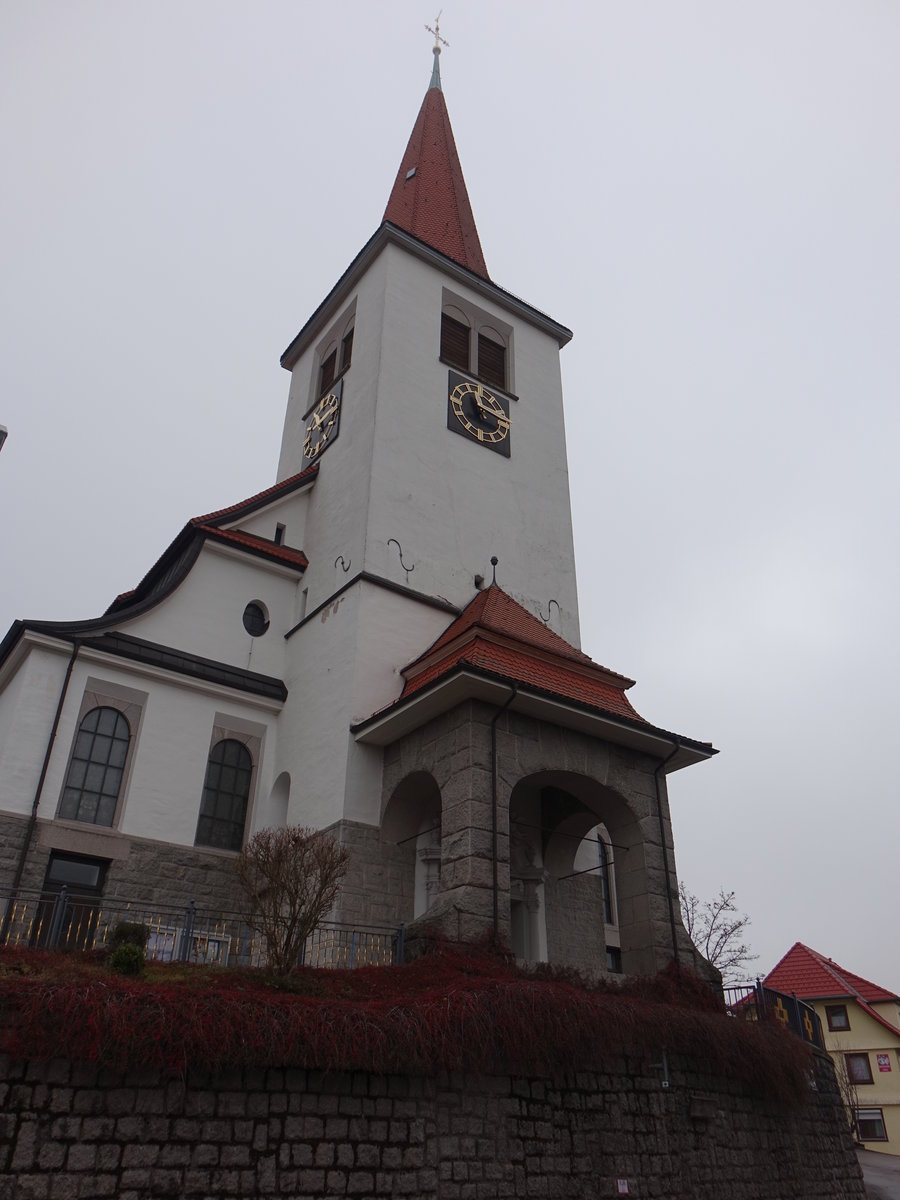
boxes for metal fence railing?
[723,979,825,1050]
[0,886,403,971]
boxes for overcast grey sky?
[2,2,898,990]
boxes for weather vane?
[426,11,449,52]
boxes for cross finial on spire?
[425,11,448,90]
[426,11,449,52]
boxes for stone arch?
[507,769,651,976]
[381,771,442,923]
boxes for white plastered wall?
[120,545,295,681]
[29,652,280,847]
[0,643,73,816]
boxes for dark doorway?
[33,852,109,950]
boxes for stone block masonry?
[0,1050,864,1198]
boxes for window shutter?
[340,329,354,372]
[478,334,506,389]
[441,313,470,370]
[319,350,337,395]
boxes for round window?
[242,601,270,637]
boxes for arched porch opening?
[381,771,442,923]
[508,770,648,975]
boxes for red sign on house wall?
[876,1054,891,1072]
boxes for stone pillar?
[401,702,511,953]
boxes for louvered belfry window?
[440,312,470,371]
[478,333,506,389]
[318,349,337,396]
[340,328,354,373]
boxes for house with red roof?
[765,943,900,1153]
[0,42,717,977]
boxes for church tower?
[272,43,580,828]
[269,45,717,972]
[0,39,717,979]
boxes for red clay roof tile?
[407,586,633,682]
[195,525,309,570]
[765,943,899,1004]
[383,82,488,280]
[399,585,645,725]
[191,463,318,527]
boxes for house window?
[58,706,131,827]
[856,1108,887,1141]
[606,946,623,974]
[826,1004,850,1031]
[195,738,253,852]
[846,1053,874,1084]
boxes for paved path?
[858,1148,900,1200]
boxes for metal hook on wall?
[539,598,560,625]
[387,538,415,582]
[334,555,351,573]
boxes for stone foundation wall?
[0,1049,865,1199]
[543,873,606,974]
[327,820,414,930]
[0,813,247,927]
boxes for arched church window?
[58,706,131,827]
[195,739,252,852]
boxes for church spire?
[425,12,447,90]
[382,24,489,280]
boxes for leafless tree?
[679,882,758,985]
[833,1052,861,1141]
[236,825,350,977]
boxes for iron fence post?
[179,900,196,962]
[48,886,68,950]
[396,924,405,965]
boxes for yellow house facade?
[766,942,900,1155]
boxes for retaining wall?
[0,1048,865,1199]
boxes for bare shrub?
[236,826,350,977]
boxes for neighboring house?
[0,44,718,978]
[765,943,900,1154]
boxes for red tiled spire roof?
[399,585,645,724]
[383,56,489,280]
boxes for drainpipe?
[490,685,518,942]
[1,641,79,943]
[654,739,681,968]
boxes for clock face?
[303,379,342,461]
[447,371,510,457]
